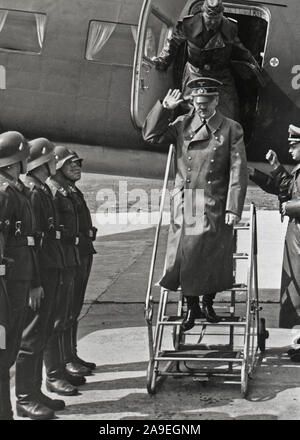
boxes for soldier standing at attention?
[60,149,97,372]
[45,147,90,397]
[152,0,260,120]
[0,132,42,420]
[143,79,247,330]
[15,138,65,420]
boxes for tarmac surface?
[11,175,300,420]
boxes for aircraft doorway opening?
[176,1,270,145]
[132,1,270,146]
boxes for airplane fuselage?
[0,0,298,177]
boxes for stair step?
[178,343,234,351]
[155,350,243,363]
[227,283,248,291]
[233,253,248,259]
[158,317,246,326]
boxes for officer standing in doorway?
[15,138,65,420]
[152,0,261,120]
[0,131,42,420]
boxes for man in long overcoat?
[152,0,260,120]
[249,125,300,330]
[143,78,247,330]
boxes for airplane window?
[0,9,46,54]
[86,21,137,66]
[143,12,172,60]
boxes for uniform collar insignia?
[48,178,68,197]
[68,184,77,193]
[10,178,24,192]
[25,175,50,194]
[0,169,20,190]
[0,179,9,190]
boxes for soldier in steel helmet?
[0,131,42,420]
[45,146,90,397]
[15,138,66,420]
[56,149,97,372]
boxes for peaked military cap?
[54,146,83,170]
[0,131,29,169]
[187,77,223,97]
[288,124,300,144]
[202,0,224,16]
[27,138,55,172]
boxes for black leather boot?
[44,334,78,396]
[0,377,14,420]
[46,378,78,396]
[72,355,96,371]
[64,371,86,386]
[36,391,65,411]
[72,322,96,370]
[63,327,91,376]
[44,333,64,380]
[65,361,91,377]
[16,397,55,420]
[202,296,220,323]
[32,355,65,409]
[182,296,205,331]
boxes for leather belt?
[45,230,62,241]
[61,235,80,246]
[9,236,36,247]
[189,61,230,72]
[82,227,97,241]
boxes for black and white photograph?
[0,0,299,425]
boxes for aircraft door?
[131,0,187,129]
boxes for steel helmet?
[54,146,83,170]
[0,131,29,173]
[27,138,56,173]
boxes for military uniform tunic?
[143,101,247,296]
[25,176,65,270]
[69,185,96,258]
[0,178,39,285]
[48,178,80,269]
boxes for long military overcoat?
[143,101,247,296]
[251,165,300,328]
